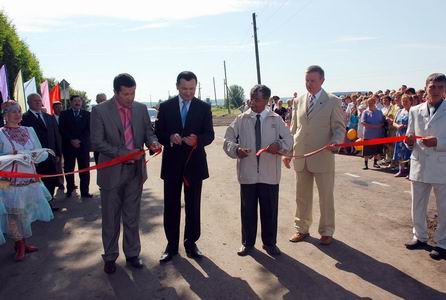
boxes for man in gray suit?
[91,73,160,274]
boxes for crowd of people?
[340,86,425,177]
[0,67,445,272]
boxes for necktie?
[74,110,80,118]
[36,112,46,127]
[181,101,188,127]
[307,94,315,118]
[255,114,261,172]
[121,108,135,150]
[255,114,261,152]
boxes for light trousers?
[411,180,446,250]
[294,165,335,236]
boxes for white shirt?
[178,95,191,113]
[307,89,323,102]
[30,109,46,126]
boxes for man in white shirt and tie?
[404,73,446,260]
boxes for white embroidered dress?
[0,126,53,243]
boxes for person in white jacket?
[404,73,446,260]
[223,84,293,257]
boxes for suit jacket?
[290,89,345,173]
[90,98,158,189]
[406,101,446,184]
[59,108,90,152]
[21,110,62,159]
[155,96,214,182]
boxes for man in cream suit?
[91,73,160,273]
[404,73,446,260]
[284,65,345,245]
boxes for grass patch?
[212,106,240,117]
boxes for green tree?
[228,85,245,108]
[0,11,43,97]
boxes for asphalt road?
[1,126,445,299]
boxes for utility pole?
[198,82,202,100]
[223,79,227,108]
[252,12,261,84]
[213,77,218,107]
[224,60,231,114]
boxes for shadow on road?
[0,187,165,299]
[173,256,260,299]
[308,237,446,299]
[249,249,363,299]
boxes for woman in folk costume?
[0,100,54,261]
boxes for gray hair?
[26,93,41,104]
[425,73,446,86]
[306,65,325,79]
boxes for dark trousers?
[240,183,279,247]
[163,178,202,251]
[36,158,58,198]
[94,151,100,165]
[63,148,90,195]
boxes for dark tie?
[74,110,80,118]
[255,114,261,172]
[255,114,261,152]
[36,112,46,127]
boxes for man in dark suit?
[21,93,62,211]
[59,95,92,198]
[156,71,214,262]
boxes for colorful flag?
[0,65,9,102]
[13,70,27,111]
[49,83,61,114]
[40,80,51,113]
[24,77,37,99]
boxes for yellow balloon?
[354,138,363,151]
[347,129,357,141]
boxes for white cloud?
[0,0,259,32]
[124,22,171,32]
[335,36,379,43]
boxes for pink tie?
[121,107,135,150]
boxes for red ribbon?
[256,135,423,159]
[183,145,197,188]
[0,148,162,179]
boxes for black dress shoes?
[81,193,93,198]
[405,239,428,250]
[429,247,446,260]
[185,244,203,259]
[237,245,253,256]
[262,244,281,256]
[104,261,116,274]
[126,256,144,268]
[159,251,177,263]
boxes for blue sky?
[1,0,445,102]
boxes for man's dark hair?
[70,95,81,102]
[406,87,416,95]
[52,102,62,108]
[176,71,197,85]
[113,73,136,92]
[250,84,271,100]
[425,73,446,86]
[306,65,325,79]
